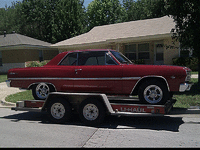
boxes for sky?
[0,0,93,8]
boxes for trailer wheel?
[47,98,71,124]
[79,99,105,126]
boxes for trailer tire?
[79,99,105,126]
[47,98,71,124]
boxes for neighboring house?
[52,16,180,65]
[0,32,58,73]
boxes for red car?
[7,49,193,104]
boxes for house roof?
[0,33,52,49]
[52,16,175,48]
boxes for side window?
[60,53,77,66]
[77,51,117,66]
[106,53,116,65]
[85,57,98,65]
[78,51,106,66]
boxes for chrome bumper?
[179,82,193,92]
[6,80,11,87]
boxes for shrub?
[172,57,198,71]
[25,60,49,67]
[132,59,145,64]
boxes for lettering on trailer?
[120,107,146,113]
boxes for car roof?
[61,49,115,54]
[45,49,116,66]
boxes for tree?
[53,0,87,43]
[17,0,86,43]
[165,0,200,85]
[123,0,167,22]
[87,0,126,31]
[0,3,20,34]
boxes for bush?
[132,59,145,64]
[25,60,49,67]
[172,57,198,71]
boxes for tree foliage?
[0,3,19,34]
[123,0,166,22]
[15,0,86,44]
[0,0,86,44]
[165,0,200,84]
[86,0,126,31]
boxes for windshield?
[111,51,133,64]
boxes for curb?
[169,107,200,115]
[0,98,16,108]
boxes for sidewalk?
[0,82,22,108]
[191,74,198,78]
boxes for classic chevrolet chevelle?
[7,49,193,104]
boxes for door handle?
[75,69,82,74]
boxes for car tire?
[79,99,105,126]
[138,79,169,105]
[47,98,71,124]
[32,83,52,100]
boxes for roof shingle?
[0,33,51,47]
[52,16,175,47]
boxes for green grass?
[0,75,7,83]
[5,78,200,108]
[173,78,200,108]
[5,90,34,103]
[191,71,198,75]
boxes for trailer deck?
[12,93,176,116]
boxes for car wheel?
[47,98,71,124]
[32,83,51,100]
[138,79,169,105]
[79,99,105,126]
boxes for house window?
[125,44,136,60]
[138,43,149,59]
[125,43,149,61]
[0,51,2,66]
[155,44,164,61]
[39,50,44,62]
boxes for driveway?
[0,82,22,107]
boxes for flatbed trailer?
[11,92,176,126]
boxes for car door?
[56,52,78,91]
[73,51,123,94]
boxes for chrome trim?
[130,76,170,95]
[9,72,18,75]
[6,80,11,87]
[179,82,193,92]
[9,77,141,81]
[106,51,119,65]
[185,70,191,82]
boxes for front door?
[73,51,123,94]
[154,42,164,65]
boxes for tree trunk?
[198,56,200,87]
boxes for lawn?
[5,90,33,103]
[0,74,7,83]
[5,78,200,108]
[173,78,200,108]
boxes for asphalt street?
[0,107,200,148]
